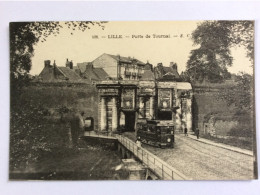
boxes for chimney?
[170,62,177,72]
[66,58,70,68]
[44,60,51,67]
[53,60,57,67]
[70,60,73,69]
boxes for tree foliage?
[218,72,254,139]
[10,100,72,171]
[220,73,253,111]
[186,21,254,83]
[10,21,106,99]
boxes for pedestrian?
[196,128,200,139]
[184,127,188,136]
[136,137,142,150]
[70,111,85,148]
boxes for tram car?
[136,119,174,148]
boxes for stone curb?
[186,134,253,156]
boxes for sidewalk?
[186,134,253,156]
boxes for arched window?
[84,117,94,131]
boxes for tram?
[136,119,174,148]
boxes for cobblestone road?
[143,134,254,180]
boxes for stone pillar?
[100,97,107,131]
[112,97,118,131]
[186,93,193,133]
[138,97,144,118]
[149,96,154,119]
[175,94,182,132]
[181,101,186,132]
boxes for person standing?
[136,138,142,150]
[70,111,85,148]
[196,128,200,139]
[184,127,188,136]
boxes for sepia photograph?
[9,20,256,181]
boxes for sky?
[30,21,253,76]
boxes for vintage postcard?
[9,21,256,180]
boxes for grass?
[10,145,128,180]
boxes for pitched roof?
[77,62,89,73]
[58,67,82,81]
[162,67,180,78]
[144,63,153,70]
[39,65,56,81]
[93,68,109,80]
[154,65,180,81]
[140,70,155,81]
[77,62,109,81]
[82,64,99,80]
[106,54,145,65]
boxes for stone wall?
[192,83,237,135]
[204,116,238,137]
[22,82,99,129]
[25,81,249,137]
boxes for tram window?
[158,111,172,120]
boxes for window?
[158,111,172,120]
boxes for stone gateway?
[95,57,193,134]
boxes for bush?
[10,101,69,171]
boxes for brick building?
[38,59,108,83]
[38,60,83,82]
[92,53,152,80]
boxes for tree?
[10,22,107,171]
[220,73,253,111]
[186,21,254,83]
[10,21,106,100]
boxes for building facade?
[96,78,193,134]
[92,53,152,80]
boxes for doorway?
[124,111,136,132]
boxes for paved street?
[142,134,254,180]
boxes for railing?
[83,131,190,180]
[83,131,117,139]
[116,135,190,180]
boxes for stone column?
[181,101,186,133]
[149,96,154,119]
[100,97,107,131]
[138,97,144,118]
[112,97,118,131]
[186,93,193,133]
[175,94,182,132]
